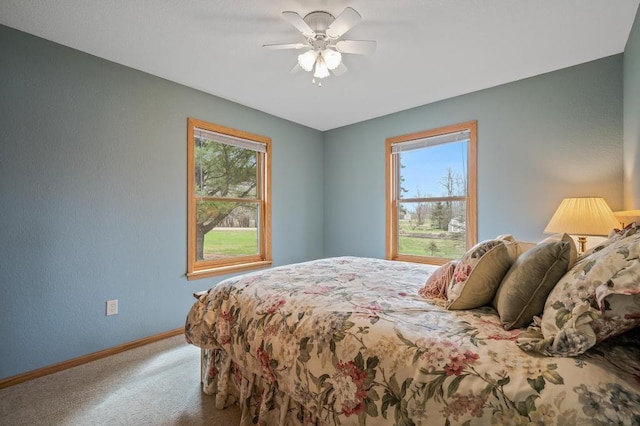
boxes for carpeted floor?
[0,335,241,425]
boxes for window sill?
[389,254,452,266]
[186,260,272,280]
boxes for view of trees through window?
[187,118,271,279]
[397,142,468,259]
[194,136,260,261]
[386,121,477,264]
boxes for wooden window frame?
[385,121,477,265]
[187,118,272,280]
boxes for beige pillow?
[493,241,571,330]
[446,239,513,310]
[540,233,577,269]
[496,234,535,262]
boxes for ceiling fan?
[263,7,377,86]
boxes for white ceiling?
[1,1,639,131]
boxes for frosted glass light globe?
[322,49,342,70]
[313,56,330,79]
[297,50,318,72]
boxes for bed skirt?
[201,348,323,426]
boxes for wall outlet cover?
[106,299,118,316]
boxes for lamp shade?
[613,210,640,226]
[544,197,620,236]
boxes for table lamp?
[544,197,620,254]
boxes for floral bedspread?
[185,256,640,425]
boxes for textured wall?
[0,25,324,379]
[0,21,630,380]
[323,55,623,257]
[624,7,640,208]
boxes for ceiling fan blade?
[290,63,301,73]
[282,11,315,37]
[330,62,348,76]
[263,43,308,50]
[326,7,361,38]
[335,40,377,55]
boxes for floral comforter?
[185,257,640,425]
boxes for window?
[386,121,477,265]
[187,118,272,279]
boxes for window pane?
[399,140,467,199]
[397,200,467,259]
[194,137,257,199]
[386,121,476,265]
[196,200,259,261]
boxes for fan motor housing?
[303,11,335,35]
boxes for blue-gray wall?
[624,7,640,208]
[0,25,324,379]
[324,56,624,256]
[0,21,632,380]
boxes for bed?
[185,249,640,425]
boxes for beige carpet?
[0,335,241,425]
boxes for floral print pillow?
[446,239,513,310]
[609,221,638,239]
[577,222,637,261]
[517,231,640,356]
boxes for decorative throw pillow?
[577,222,637,262]
[446,239,513,310]
[418,260,457,300]
[608,221,638,239]
[518,231,640,356]
[493,241,571,330]
[497,234,535,263]
[540,233,577,269]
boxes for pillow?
[608,221,638,239]
[418,260,457,300]
[496,234,535,262]
[577,222,637,261]
[517,231,640,356]
[446,239,513,310]
[540,233,577,269]
[493,241,571,330]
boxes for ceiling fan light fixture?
[266,7,376,84]
[322,49,342,70]
[313,56,330,79]
[297,50,317,72]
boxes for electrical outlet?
[106,299,118,316]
